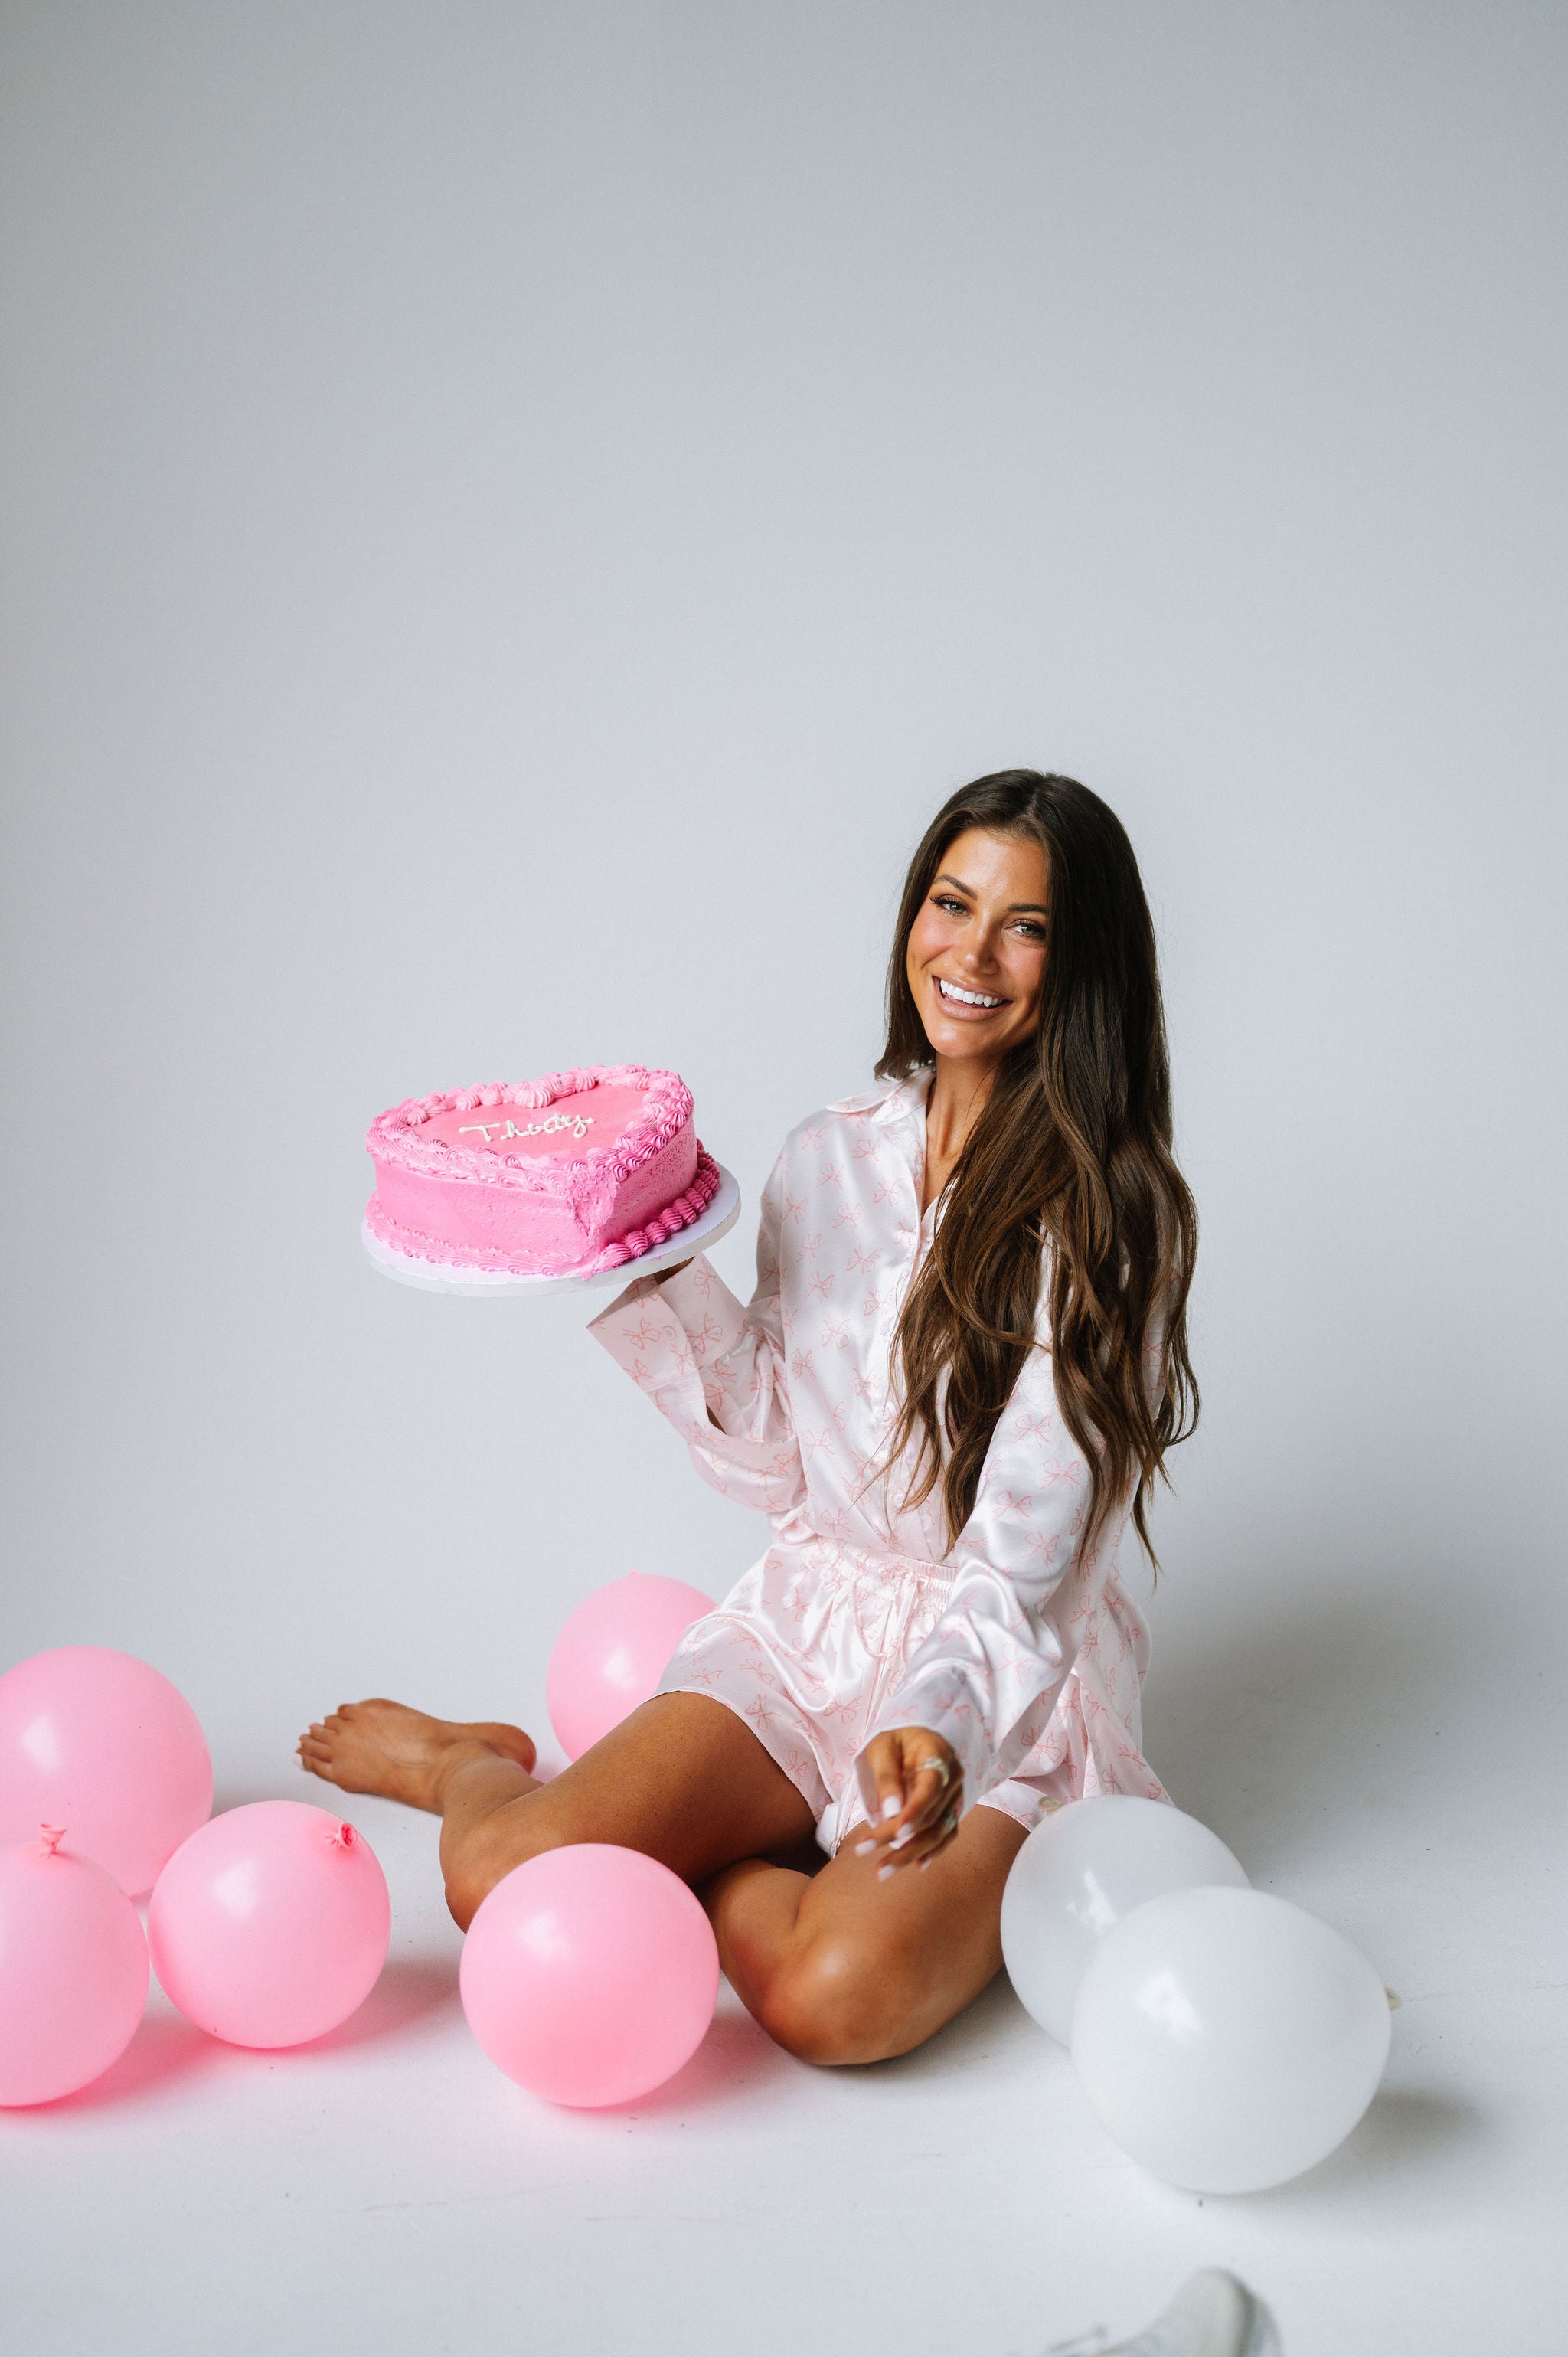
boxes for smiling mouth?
[936,976,1007,1010]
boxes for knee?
[443,1813,568,1934]
[758,1934,916,2068]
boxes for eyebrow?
[935,871,1050,916]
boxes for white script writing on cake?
[458,1113,594,1145]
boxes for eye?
[933,894,967,916]
[1014,919,1047,940]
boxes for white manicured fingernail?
[890,1826,913,1849]
[854,1839,876,1857]
[877,1863,895,1882]
[919,1855,933,1871]
[880,1795,901,1821]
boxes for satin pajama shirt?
[588,1071,1167,1853]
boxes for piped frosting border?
[364,1064,721,1273]
[367,1065,690,1190]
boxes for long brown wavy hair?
[874,770,1198,1564]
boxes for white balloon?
[1000,1794,1248,2043]
[1070,1886,1393,2192]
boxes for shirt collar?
[823,1068,932,1127]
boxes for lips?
[935,976,1007,1011]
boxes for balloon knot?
[38,1824,65,1855]
[330,1821,357,1849]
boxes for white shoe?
[1049,2270,1282,2357]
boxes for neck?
[924,1053,1000,1159]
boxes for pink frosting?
[364,1064,720,1276]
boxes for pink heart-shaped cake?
[364,1065,719,1277]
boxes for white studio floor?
[4,1559,1563,2357]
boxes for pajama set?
[588,1071,1167,1853]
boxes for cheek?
[1006,949,1047,1018]
[906,910,946,977]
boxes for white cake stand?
[360,1162,743,1299]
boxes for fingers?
[867,1800,960,1878]
[879,1742,950,1836]
[884,1783,962,1875]
[887,1760,949,1846]
[916,1806,962,1872]
[849,1732,907,1855]
[868,1734,907,1828]
[852,1730,962,1878]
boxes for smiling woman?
[301,768,1199,2071]
[877,770,1199,1570]
[904,827,1054,1201]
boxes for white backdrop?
[4,2,1564,1822]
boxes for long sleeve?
[588,1154,805,1519]
[855,1334,1099,1812]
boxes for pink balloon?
[547,1572,714,1760]
[0,1647,212,1897]
[0,1827,149,2105]
[149,1801,390,2048]
[460,1843,719,2107]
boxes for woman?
[300,769,1198,2067]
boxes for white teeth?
[937,977,1004,1009]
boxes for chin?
[930,1023,1000,1059]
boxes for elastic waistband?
[805,1535,956,1595]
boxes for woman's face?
[905,826,1050,1069]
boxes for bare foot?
[296,1698,537,1813]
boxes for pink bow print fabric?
[588,1073,1168,1853]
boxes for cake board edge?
[360,1162,743,1298]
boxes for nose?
[958,934,1000,976]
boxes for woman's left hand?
[854,1727,963,1878]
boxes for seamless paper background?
[2,0,1563,1803]
[5,13,1567,2354]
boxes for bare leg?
[299,1690,815,1928]
[299,1693,1026,2065]
[704,1805,1028,2065]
